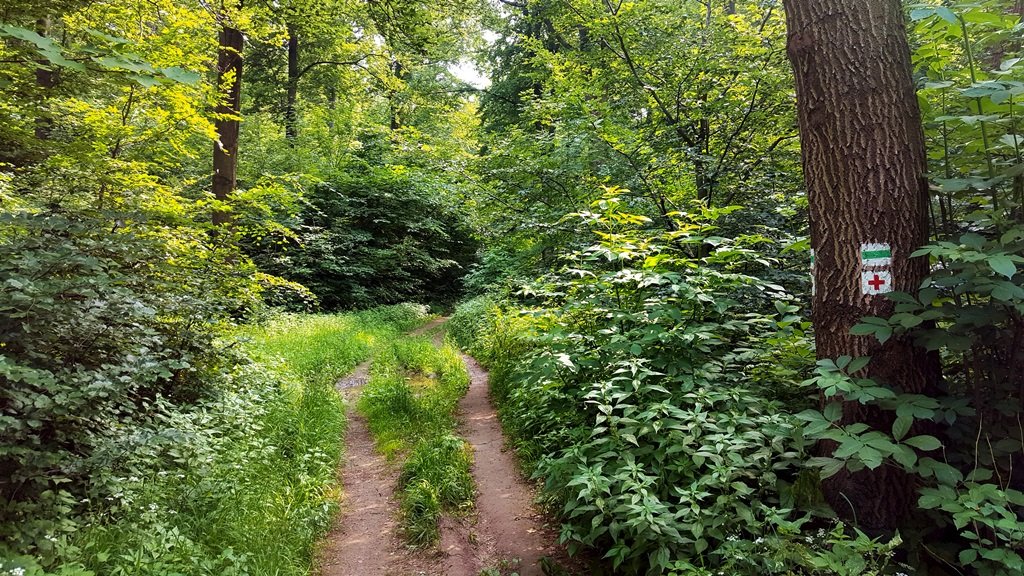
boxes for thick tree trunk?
[285,24,299,142]
[212,24,243,226]
[784,0,942,530]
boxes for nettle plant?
[510,194,845,574]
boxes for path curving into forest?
[317,317,578,576]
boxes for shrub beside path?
[317,317,579,576]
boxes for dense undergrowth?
[0,304,427,576]
[453,193,1024,575]
[448,201,906,576]
[358,333,474,546]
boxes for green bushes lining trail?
[2,304,429,576]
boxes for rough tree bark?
[784,0,942,530]
[212,21,243,226]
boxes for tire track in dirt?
[319,360,436,576]
[318,317,580,576]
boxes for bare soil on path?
[318,317,581,576]
[319,360,437,576]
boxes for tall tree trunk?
[784,0,942,531]
[212,23,243,226]
[285,23,299,142]
[34,17,58,141]
[388,58,405,131]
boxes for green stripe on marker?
[862,249,891,260]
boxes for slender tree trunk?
[784,0,942,530]
[285,23,299,142]
[212,23,243,226]
[34,17,58,141]
[326,84,336,129]
[388,59,405,131]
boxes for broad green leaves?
[0,24,202,85]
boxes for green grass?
[20,305,430,576]
[357,334,475,546]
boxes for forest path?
[318,316,576,576]
[319,359,437,576]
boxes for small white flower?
[11,568,26,576]
[754,537,764,544]
[149,503,158,511]
[727,535,738,542]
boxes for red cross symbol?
[868,274,886,290]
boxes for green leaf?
[904,435,942,451]
[988,255,1017,279]
[846,357,870,373]
[859,446,884,469]
[823,402,843,422]
[0,24,57,50]
[892,444,918,469]
[161,66,202,85]
[909,7,936,21]
[892,415,912,441]
[128,74,163,88]
[808,456,845,479]
[935,6,958,23]
[834,439,864,459]
[850,323,878,336]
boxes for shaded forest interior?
[3,0,1024,575]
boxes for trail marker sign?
[861,243,892,266]
[861,270,892,295]
[859,242,892,296]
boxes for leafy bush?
[250,163,479,310]
[1,308,421,575]
[0,211,258,550]
[455,197,829,574]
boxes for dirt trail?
[319,361,435,576]
[318,317,577,576]
[455,352,569,575]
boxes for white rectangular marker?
[861,243,892,267]
[861,269,893,295]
